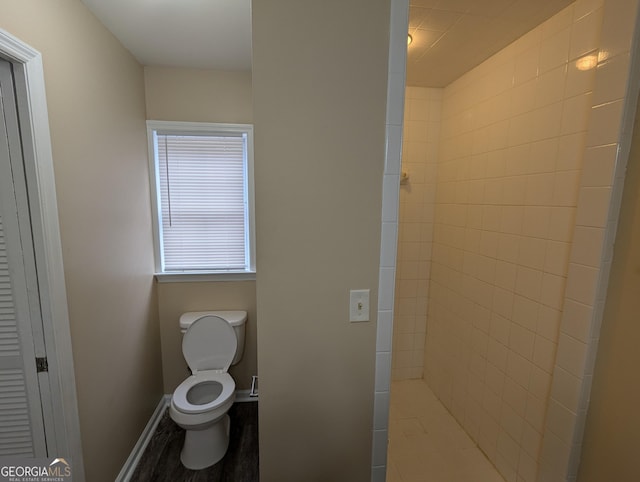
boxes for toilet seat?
[172,371,235,415]
[173,315,238,415]
[182,315,237,373]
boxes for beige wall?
[0,1,162,481]
[252,1,389,480]
[576,97,640,482]
[143,66,257,391]
[424,3,603,481]
[393,87,442,380]
[144,67,252,123]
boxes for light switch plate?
[350,289,370,322]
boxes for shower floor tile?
[387,379,504,482]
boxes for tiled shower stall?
[375,0,640,481]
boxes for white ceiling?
[82,0,572,86]
[81,0,252,71]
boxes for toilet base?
[180,414,231,470]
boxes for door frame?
[0,29,84,480]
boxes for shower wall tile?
[371,465,386,482]
[570,8,603,59]
[385,125,403,175]
[592,52,631,106]
[543,7,573,38]
[580,144,616,186]
[562,93,593,135]
[380,222,399,268]
[423,3,606,482]
[392,86,443,381]
[560,299,593,343]
[570,226,604,266]
[556,333,589,377]
[565,263,599,305]
[575,187,612,228]
[381,174,401,223]
[540,430,572,476]
[373,1,408,475]
[376,310,393,352]
[551,368,582,412]
[376,351,392,392]
[573,0,605,21]
[387,71,406,127]
[586,99,624,145]
[371,429,388,466]
[373,390,390,430]
[378,267,396,312]
[387,0,408,75]
[599,0,638,57]
[566,59,598,98]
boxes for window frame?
[146,120,256,282]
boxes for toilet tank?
[179,311,247,365]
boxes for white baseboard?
[115,395,170,482]
[236,388,258,402]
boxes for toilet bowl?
[170,313,246,469]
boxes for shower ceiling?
[407,0,573,87]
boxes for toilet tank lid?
[180,311,247,330]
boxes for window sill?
[154,271,256,283]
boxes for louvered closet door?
[0,59,47,457]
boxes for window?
[147,121,255,280]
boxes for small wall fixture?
[407,34,413,46]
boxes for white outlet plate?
[350,289,370,322]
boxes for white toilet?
[170,311,247,470]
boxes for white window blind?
[155,132,249,271]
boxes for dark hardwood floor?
[131,402,259,481]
